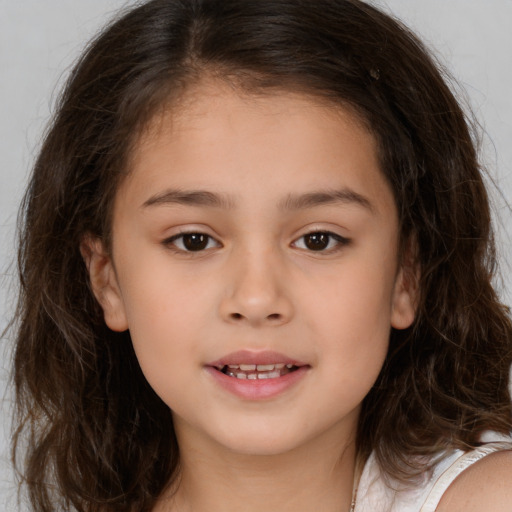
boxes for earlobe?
[80,235,129,332]
[390,265,418,330]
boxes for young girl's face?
[88,82,415,457]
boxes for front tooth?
[240,364,256,371]
[247,373,258,380]
[275,363,285,369]
[258,371,281,379]
[228,365,240,369]
[256,364,275,371]
[236,373,247,380]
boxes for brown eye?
[293,231,350,252]
[182,234,209,251]
[304,233,330,251]
[166,233,220,252]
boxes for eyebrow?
[141,187,374,213]
[142,189,235,209]
[278,189,374,213]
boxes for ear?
[390,247,419,330]
[80,235,129,332]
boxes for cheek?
[116,261,211,389]
[119,246,209,329]
[305,255,396,331]
[301,256,396,378]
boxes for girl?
[11,1,512,511]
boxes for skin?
[436,450,512,512]
[84,82,418,512]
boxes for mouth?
[214,363,300,380]
[206,351,309,399]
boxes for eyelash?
[164,232,221,252]
[163,231,350,254]
[292,232,351,253]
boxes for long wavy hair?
[12,0,512,510]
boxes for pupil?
[305,233,329,251]
[183,234,208,251]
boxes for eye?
[292,231,350,252]
[165,232,221,252]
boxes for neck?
[155,426,358,512]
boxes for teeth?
[219,362,300,380]
[224,363,290,371]
[256,364,275,371]
[224,368,297,380]
[258,371,281,379]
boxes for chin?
[211,421,314,457]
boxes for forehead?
[132,79,373,163]
[120,81,394,218]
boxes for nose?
[219,246,294,327]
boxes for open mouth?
[215,363,300,380]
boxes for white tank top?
[354,434,512,512]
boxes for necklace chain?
[349,455,362,512]
[349,485,358,512]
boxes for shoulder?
[436,449,512,512]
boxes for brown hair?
[12,0,512,510]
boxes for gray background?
[1,1,511,509]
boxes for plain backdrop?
[1,1,512,510]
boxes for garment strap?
[419,441,512,512]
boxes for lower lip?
[205,366,310,400]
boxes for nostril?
[229,312,281,321]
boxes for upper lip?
[207,350,308,368]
